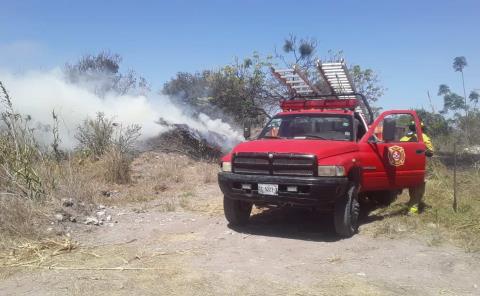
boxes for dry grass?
[109,152,219,206]
[0,238,77,267]
[363,159,480,251]
[0,158,104,255]
[196,162,218,184]
[36,151,220,216]
[0,197,48,245]
[101,147,132,184]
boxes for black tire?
[370,190,398,206]
[334,182,360,237]
[223,196,252,226]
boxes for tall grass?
[102,147,132,184]
[365,158,480,251]
[0,82,45,199]
[423,159,480,250]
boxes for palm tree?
[452,56,468,113]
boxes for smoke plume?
[0,68,243,150]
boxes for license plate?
[258,184,278,196]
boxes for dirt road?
[1,184,479,295]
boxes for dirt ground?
[1,184,479,296]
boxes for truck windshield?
[258,114,353,141]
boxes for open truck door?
[360,110,426,191]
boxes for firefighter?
[400,121,434,156]
[400,121,434,214]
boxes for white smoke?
[0,68,243,150]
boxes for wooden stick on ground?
[8,265,166,271]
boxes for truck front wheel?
[334,183,360,237]
[223,196,252,226]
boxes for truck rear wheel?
[334,183,360,237]
[223,196,252,226]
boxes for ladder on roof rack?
[271,60,373,123]
[271,65,320,96]
[316,59,371,123]
[272,60,357,99]
[316,59,356,97]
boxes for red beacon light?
[280,98,359,112]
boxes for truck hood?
[232,139,358,160]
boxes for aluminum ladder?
[316,59,356,99]
[271,65,320,96]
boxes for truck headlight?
[317,165,345,177]
[222,162,232,172]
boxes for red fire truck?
[218,61,427,237]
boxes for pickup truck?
[218,96,427,237]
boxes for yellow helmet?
[409,121,425,132]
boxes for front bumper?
[218,172,349,207]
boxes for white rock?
[84,217,100,226]
[96,210,106,218]
[97,204,106,210]
[106,215,112,222]
[54,213,65,222]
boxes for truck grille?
[232,152,317,177]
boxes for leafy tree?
[443,92,466,111]
[469,91,479,109]
[350,65,385,116]
[438,84,450,96]
[64,51,150,97]
[162,71,212,109]
[163,53,272,125]
[208,54,272,125]
[415,108,451,138]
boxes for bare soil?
[1,184,479,296]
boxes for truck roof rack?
[271,59,373,124]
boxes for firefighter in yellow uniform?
[400,121,434,214]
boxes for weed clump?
[76,112,141,184]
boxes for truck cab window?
[259,114,354,141]
[376,114,417,142]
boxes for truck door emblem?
[388,145,406,167]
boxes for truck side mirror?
[243,124,251,140]
[382,118,396,142]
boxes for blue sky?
[1,0,479,111]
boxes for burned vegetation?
[145,118,224,161]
